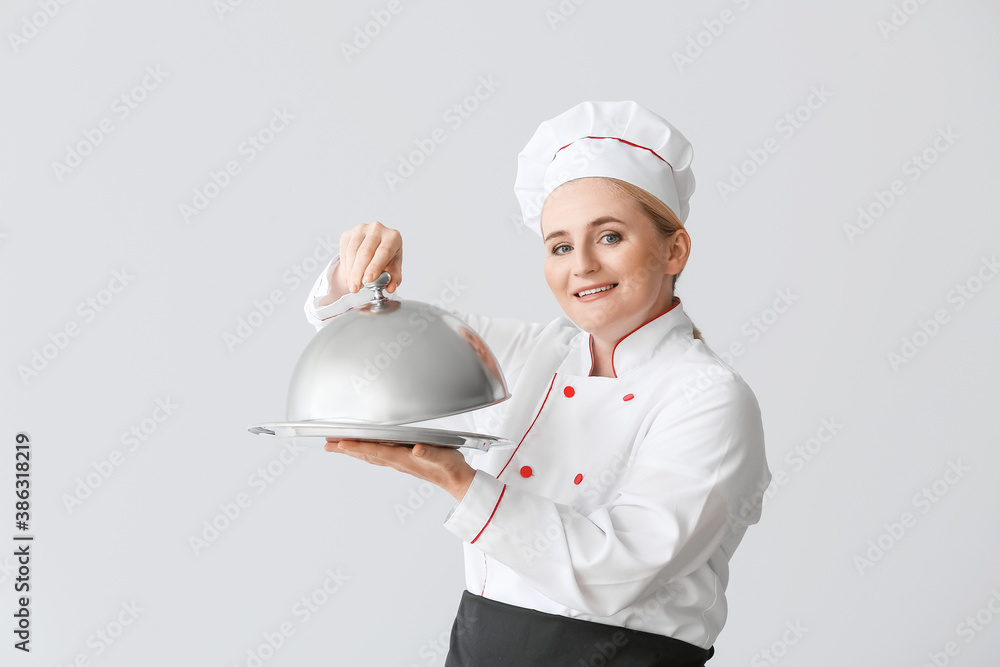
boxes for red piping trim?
[587,335,595,377]
[470,484,506,545]
[610,298,682,378]
[555,136,670,165]
[497,373,558,479]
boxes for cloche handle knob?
[363,271,392,303]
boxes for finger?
[341,227,366,292]
[336,439,403,466]
[364,243,401,290]
[386,237,403,293]
[353,231,385,289]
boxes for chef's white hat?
[514,100,695,236]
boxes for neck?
[590,337,616,377]
[588,294,679,378]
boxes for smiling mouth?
[575,284,618,297]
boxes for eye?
[600,232,621,244]
[551,243,571,255]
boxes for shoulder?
[673,339,758,403]
[637,338,764,440]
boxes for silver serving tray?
[248,421,511,451]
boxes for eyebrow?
[543,216,625,243]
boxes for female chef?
[304,101,771,666]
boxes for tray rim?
[247,421,513,451]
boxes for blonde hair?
[598,178,703,341]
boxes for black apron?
[444,590,715,667]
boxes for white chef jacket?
[304,259,771,650]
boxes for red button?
[520,466,533,478]
[623,393,634,401]
[564,386,575,397]
[574,474,583,485]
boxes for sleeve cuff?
[302,255,396,330]
[443,469,507,544]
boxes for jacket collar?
[566,297,694,378]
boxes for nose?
[572,245,599,276]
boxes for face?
[540,178,689,345]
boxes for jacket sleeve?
[441,373,771,617]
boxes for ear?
[665,228,691,276]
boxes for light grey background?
[2,0,999,665]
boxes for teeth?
[577,284,615,297]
